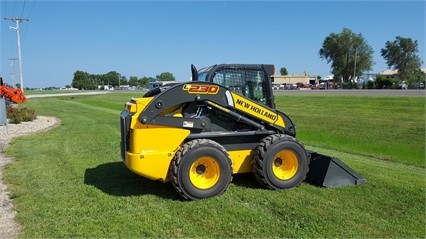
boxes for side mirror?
[191,64,198,81]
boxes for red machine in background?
[0,77,26,104]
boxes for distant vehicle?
[323,75,334,81]
[400,81,408,90]
[279,83,298,90]
[413,81,425,89]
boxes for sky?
[0,0,425,89]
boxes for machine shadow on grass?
[84,162,269,200]
[230,173,263,189]
[84,162,341,200]
[84,162,178,200]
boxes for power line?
[20,0,27,19]
[25,0,37,19]
[4,17,29,91]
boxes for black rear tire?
[252,134,309,190]
[171,139,233,200]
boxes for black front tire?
[171,139,233,200]
[252,134,309,190]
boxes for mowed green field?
[3,92,425,238]
[275,95,425,167]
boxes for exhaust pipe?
[306,151,367,187]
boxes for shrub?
[6,106,37,124]
[366,80,375,89]
[375,75,395,89]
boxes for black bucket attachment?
[306,151,366,187]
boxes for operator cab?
[193,64,276,109]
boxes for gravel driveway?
[0,90,109,238]
[0,116,60,239]
[0,91,110,238]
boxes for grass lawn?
[23,89,75,95]
[3,92,425,238]
[275,95,425,167]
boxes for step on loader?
[120,64,366,200]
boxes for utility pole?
[4,17,29,91]
[353,48,358,84]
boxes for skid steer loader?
[120,64,366,200]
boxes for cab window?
[212,68,267,105]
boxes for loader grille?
[120,110,132,161]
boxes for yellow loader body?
[119,64,366,200]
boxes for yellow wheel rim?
[272,150,299,180]
[189,156,220,189]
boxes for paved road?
[273,89,425,96]
[25,89,425,98]
[26,91,112,99]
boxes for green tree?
[119,75,128,87]
[319,28,374,85]
[139,77,154,88]
[407,69,425,88]
[104,71,121,87]
[72,70,95,90]
[156,72,175,81]
[89,74,103,88]
[128,76,139,87]
[380,36,423,83]
[279,67,288,75]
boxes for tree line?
[71,71,175,90]
[282,28,423,88]
[71,27,423,90]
